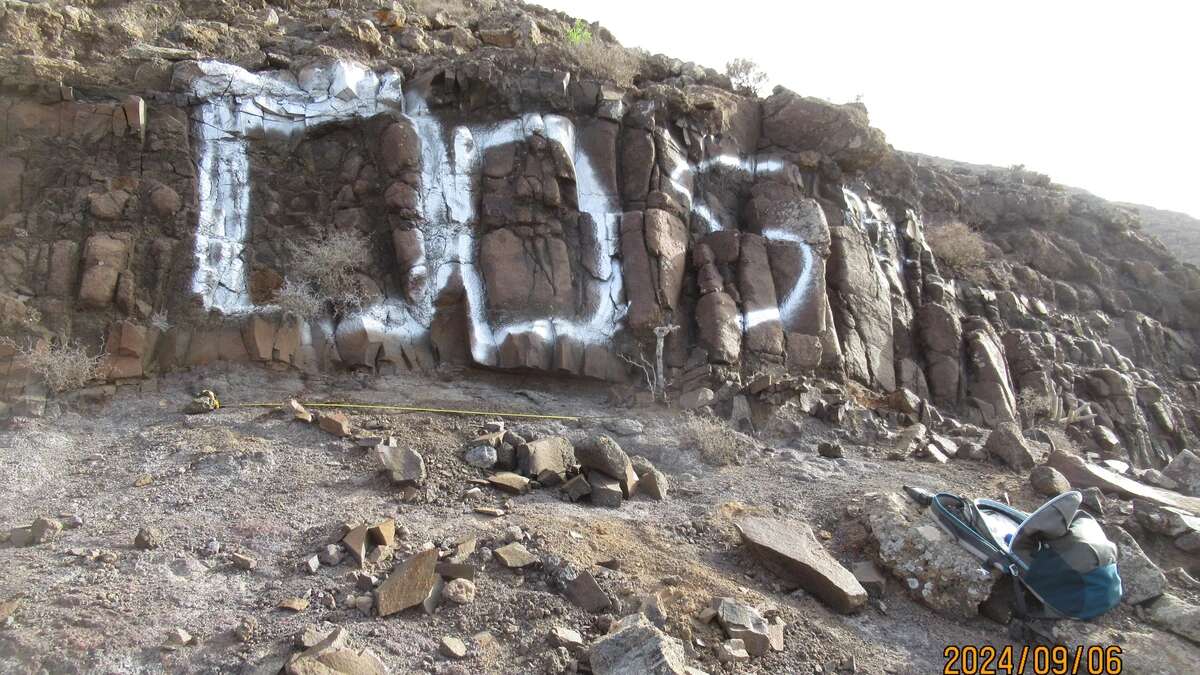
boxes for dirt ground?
[1,365,1196,674]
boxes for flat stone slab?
[736,516,866,614]
[566,571,611,613]
[494,542,537,568]
[376,548,438,617]
[1049,451,1200,514]
[486,472,530,494]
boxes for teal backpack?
[929,490,1122,621]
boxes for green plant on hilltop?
[566,18,592,45]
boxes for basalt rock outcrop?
[1,0,1197,473]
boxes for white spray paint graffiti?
[395,90,624,365]
[186,59,836,370]
[666,149,819,330]
[187,60,404,312]
[186,60,622,368]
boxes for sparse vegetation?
[681,413,757,466]
[566,18,591,46]
[1,336,103,393]
[567,40,643,87]
[1017,389,1058,428]
[725,58,768,97]
[282,230,374,317]
[273,278,324,320]
[927,221,988,281]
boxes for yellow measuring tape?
[226,400,583,422]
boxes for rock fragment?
[493,542,537,568]
[135,527,165,550]
[817,442,844,459]
[736,517,866,614]
[376,548,438,616]
[440,636,468,659]
[318,412,352,437]
[464,445,497,469]
[587,472,623,508]
[566,570,611,613]
[316,538,345,564]
[712,597,771,656]
[284,627,387,675]
[517,436,574,479]
[549,626,584,648]
[163,627,192,650]
[486,472,530,494]
[589,613,688,675]
[717,638,750,663]
[630,455,669,500]
[287,399,312,423]
[576,435,638,497]
[444,578,476,604]
[343,525,369,565]
[377,446,426,485]
[279,597,309,612]
[30,517,62,544]
[561,474,592,502]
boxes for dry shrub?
[568,40,643,87]
[1,337,102,393]
[273,278,323,320]
[681,413,757,466]
[285,230,373,316]
[1042,426,1083,457]
[725,58,767,97]
[927,222,988,280]
[1017,389,1058,427]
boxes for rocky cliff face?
[2,0,1198,471]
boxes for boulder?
[1048,451,1200,514]
[575,435,638,497]
[630,455,668,500]
[517,436,574,479]
[1144,594,1200,645]
[862,492,997,618]
[736,517,866,614]
[1029,465,1072,497]
[1107,527,1165,605]
[1163,450,1200,496]
[1133,500,1200,538]
[589,613,688,675]
[984,423,1036,470]
[761,90,887,171]
[678,387,715,410]
[588,472,623,508]
[377,446,426,485]
[712,597,771,656]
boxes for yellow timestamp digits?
[943,645,1122,675]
